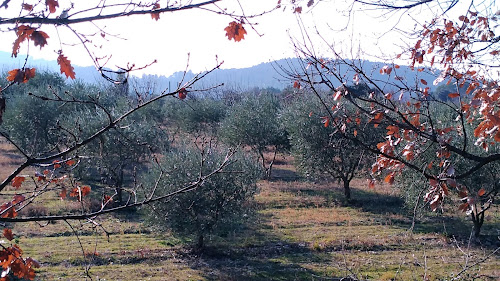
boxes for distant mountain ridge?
[0,51,439,92]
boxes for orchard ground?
[1,141,499,280]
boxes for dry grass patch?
[1,151,498,280]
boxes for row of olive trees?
[166,87,379,201]
[2,72,168,205]
[1,74,265,250]
[5,74,426,249]
[8,71,493,248]
[214,84,497,238]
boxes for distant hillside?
[0,51,105,84]
[0,51,439,92]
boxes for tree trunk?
[196,233,204,250]
[471,211,484,239]
[343,178,351,201]
[116,168,124,204]
[265,148,278,179]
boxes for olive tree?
[219,92,289,178]
[163,96,227,136]
[281,90,378,200]
[143,145,262,249]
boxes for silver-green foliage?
[143,145,262,248]
[219,93,289,153]
[280,93,376,199]
[1,72,75,156]
[163,97,227,134]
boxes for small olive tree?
[219,92,289,178]
[281,91,378,200]
[163,96,227,136]
[2,72,75,156]
[143,145,262,249]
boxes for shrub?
[280,92,378,200]
[142,145,262,249]
[164,97,227,135]
[219,92,289,178]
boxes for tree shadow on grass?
[277,182,500,247]
[269,167,302,182]
[348,188,405,215]
[279,183,406,215]
[184,214,359,281]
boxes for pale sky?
[0,0,474,77]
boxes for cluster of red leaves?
[12,25,49,58]
[410,12,500,149]
[368,11,499,205]
[0,195,25,219]
[281,0,314,13]
[0,229,40,281]
[6,68,36,84]
[380,65,393,75]
[417,12,493,68]
[224,21,247,42]
[59,185,90,201]
[11,24,76,80]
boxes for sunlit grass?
[1,149,498,280]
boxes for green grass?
[4,156,500,280]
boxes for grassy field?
[1,141,499,280]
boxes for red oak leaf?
[46,0,59,13]
[151,3,160,21]
[0,202,17,218]
[478,188,486,196]
[12,195,25,205]
[12,25,34,57]
[69,187,79,198]
[57,52,76,79]
[31,30,49,49]
[59,188,67,199]
[368,179,375,189]
[224,21,247,42]
[22,4,34,11]
[3,228,14,241]
[178,88,187,100]
[384,173,395,184]
[103,195,113,205]
[81,185,91,197]
[11,176,25,189]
